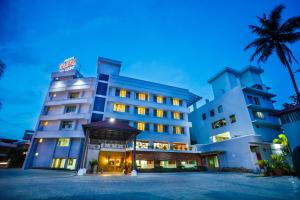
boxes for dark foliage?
[292,145,300,179]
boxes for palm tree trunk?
[286,62,300,102]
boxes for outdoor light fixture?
[109,118,115,123]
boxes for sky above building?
[0,0,300,139]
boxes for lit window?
[156,96,163,103]
[212,119,227,129]
[66,159,76,170]
[253,111,264,119]
[137,122,145,131]
[230,114,236,123]
[211,132,231,143]
[160,160,176,168]
[137,107,146,115]
[69,92,80,99]
[137,93,149,101]
[35,153,39,156]
[38,121,49,131]
[156,109,164,118]
[42,121,48,126]
[51,158,66,169]
[38,138,43,143]
[65,105,76,113]
[172,98,180,106]
[136,160,154,169]
[61,121,73,130]
[173,112,180,120]
[113,103,127,112]
[156,124,164,133]
[120,89,127,98]
[58,138,70,147]
[174,126,183,134]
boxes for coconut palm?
[245,5,300,102]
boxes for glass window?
[212,118,227,129]
[113,103,128,112]
[116,89,130,98]
[230,114,236,123]
[96,82,108,95]
[69,92,80,99]
[211,132,231,143]
[65,105,76,113]
[173,112,181,120]
[154,142,170,150]
[66,158,76,170]
[156,96,165,104]
[91,113,103,122]
[172,98,181,106]
[210,109,215,117]
[51,158,66,169]
[217,105,223,113]
[99,73,109,81]
[181,160,197,168]
[58,138,70,147]
[155,124,166,133]
[38,138,43,143]
[136,141,149,149]
[137,122,145,131]
[93,97,105,112]
[136,107,146,115]
[61,121,73,130]
[174,126,184,134]
[136,92,149,101]
[248,95,253,103]
[160,160,176,168]
[136,160,154,169]
[202,113,207,120]
[254,97,260,105]
[253,111,264,119]
[38,121,49,131]
[156,109,164,118]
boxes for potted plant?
[89,159,98,174]
[271,154,285,176]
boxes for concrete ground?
[0,169,299,200]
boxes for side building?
[24,57,203,172]
[189,66,281,171]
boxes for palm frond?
[244,37,270,50]
[275,44,289,66]
[282,44,299,64]
[280,16,300,33]
[249,25,270,36]
[280,32,300,43]
[0,59,5,78]
[258,43,274,63]
[269,5,285,28]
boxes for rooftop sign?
[59,57,77,72]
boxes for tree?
[245,5,300,102]
[273,133,291,154]
[0,59,5,110]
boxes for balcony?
[44,97,91,106]
[40,113,90,121]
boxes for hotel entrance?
[99,151,129,173]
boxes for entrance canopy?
[82,120,141,141]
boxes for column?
[131,136,137,176]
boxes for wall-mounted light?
[109,118,115,123]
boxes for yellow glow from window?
[173,112,180,119]
[157,96,163,103]
[138,93,148,101]
[175,126,183,134]
[157,124,164,133]
[172,98,180,106]
[42,121,49,126]
[66,159,76,170]
[137,107,146,115]
[120,89,127,98]
[113,103,126,112]
[58,138,70,147]
[51,158,66,169]
[38,138,43,143]
[156,109,164,118]
[212,132,231,143]
[137,122,145,131]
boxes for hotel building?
[23,57,202,173]
[189,66,281,171]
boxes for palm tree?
[245,5,300,102]
[0,59,5,110]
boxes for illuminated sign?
[59,57,77,72]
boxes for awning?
[82,120,141,141]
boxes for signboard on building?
[59,57,77,72]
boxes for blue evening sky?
[0,0,299,139]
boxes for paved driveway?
[0,169,299,200]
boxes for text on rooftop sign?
[59,57,77,72]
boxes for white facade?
[189,66,281,171]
